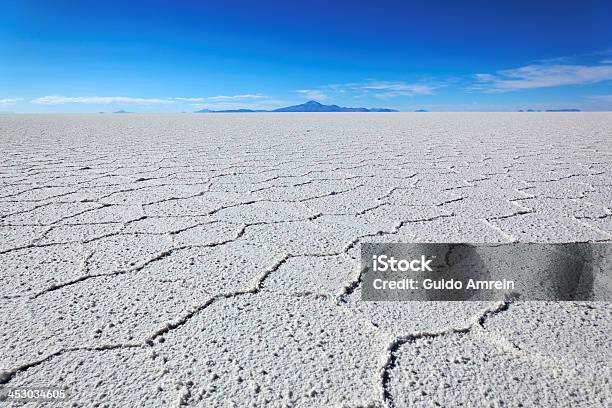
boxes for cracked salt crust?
[6,347,177,407]
[152,293,388,407]
[386,330,606,407]
[0,113,611,406]
[1,273,211,370]
[262,252,360,297]
[481,301,612,400]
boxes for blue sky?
[1,0,612,112]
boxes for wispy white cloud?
[31,94,267,105]
[0,98,18,106]
[321,81,437,98]
[171,94,265,103]
[600,60,612,64]
[27,94,269,109]
[474,64,612,92]
[170,97,206,102]
[296,89,328,101]
[193,99,290,111]
[360,82,436,96]
[205,94,264,101]
[588,94,612,102]
[32,95,175,105]
[294,81,437,102]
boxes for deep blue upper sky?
[1,0,611,112]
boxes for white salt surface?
[0,113,610,407]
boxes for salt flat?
[0,113,610,407]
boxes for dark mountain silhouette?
[545,109,581,112]
[519,109,581,112]
[273,100,397,112]
[195,100,397,113]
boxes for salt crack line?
[376,299,512,407]
[0,343,142,385]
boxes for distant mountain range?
[195,100,397,113]
[518,109,581,112]
[544,109,581,112]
